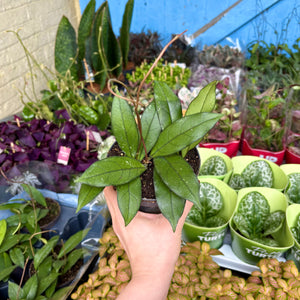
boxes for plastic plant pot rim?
[280,163,300,176]
[286,204,300,249]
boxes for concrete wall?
[0,0,81,120]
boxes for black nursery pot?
[108,142,201,214]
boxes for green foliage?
[77,80,221,231]
[285,173,300,203]
[229,160,273,190]
[185,182,226,227]
[291,213,300,244]
[233,191,285,246]
[199,156,227,176]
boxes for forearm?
[117,273,173,300]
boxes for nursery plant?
[76,33,222,231]
[232,190,285,247]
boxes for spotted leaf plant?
[233,191,285,246]
[199,155,227,177]
[290,213,300,244]
[185,181,226,227]
[229,160,273,190]
[75,33,222,231]
[285,173,300,204]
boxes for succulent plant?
[198,44,245,69]
[199,155,228,177]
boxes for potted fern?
[75,33,221,231]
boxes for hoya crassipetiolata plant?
[185,182,226,227]
[285,173,300,203]
[228,160,273,190]
[233,191,285,246]
[199,155,227,176]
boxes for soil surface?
[107,142,200,199]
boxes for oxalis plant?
[76,32,222,231]
[233,191,285,247]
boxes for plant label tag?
[85,130,103,143]
[57,146,71,165]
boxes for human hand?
[104,186,193,300]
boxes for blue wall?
[79,0,300,51]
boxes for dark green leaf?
[57,229,90,259]
[100,5,122,77]
[8,281,23,300]
[154,169,185,231]
[77,184,104,212]
[91,3,107,87]
[0,234,23,254]
[63,248,88,273]
[139,101,161,160]
[77,156,146,187]
[111,96,139,157]
[117,177,141,226]
[49,286,73,300]
[0,265,16,282]
[55,16,78,80]
[34,235,59,269]
[154,81,182,130]
[185,81,217,115]
[9,247,24,268]
[36,256,53,279]
[23,274,38,300]
[78,0,96,65]
[150,112,221,157]
[119,0,134,67]
[154,155,200,206]
[37,271,59,295]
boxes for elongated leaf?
[37,271,59,296]
[9,247,24,268]
[78,0,96,66]
[0,252,12,270]
[0,265,16,282]
[117,177,141,226]
[37,256,53,279]
[154,81,182,130]
[0,219,6,247]
[63,248,88,273]
[57,228,90,259]
[150,112,221,157]
[55,16,78,80]
[77,184,104,212]
[22,184,47,207]
[111,96,139,157]
[0,234,23,254]
[153,155,200,206]
[100,4,122,77]
[34,235,59,269]
[23,273,38,300]
[139,101,161,160]
[233,213,251,238]
[77,156,146,187]
[185,81,217,115]
[119,0,134,67]
[91,2,107,87]
[8,281,24,300]
[49,286,73,300]
[153,169,185,231]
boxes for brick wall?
[0,0,81,120]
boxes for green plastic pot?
[280,164,300,204]
[229,155,288,191]
[229,187,294,265]
[286,204,300,268]
[197,147,233,183]
[183,177,237,249]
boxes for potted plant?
[229,187,293,265]
[179,78,243,157]
[286,204,300,269]
[280,164,300,204]
[182,177,237,249]
[241,86,287,165]
[75,33,222,231]
[197,147,233,183]
[228,156,288,191]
